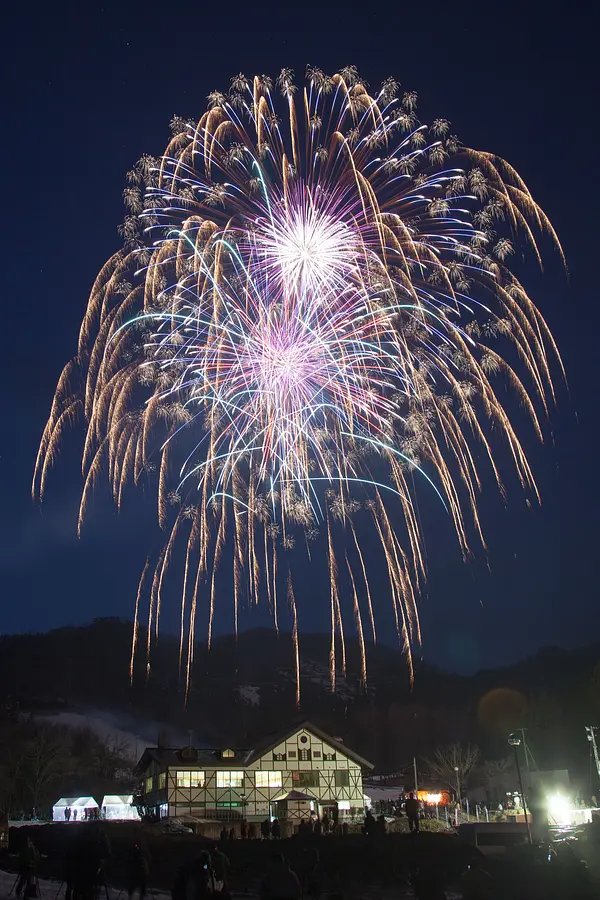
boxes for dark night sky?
[1,0,598,674]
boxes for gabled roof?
[272,789,315,802]
[246,721,374,769]
[135,721,373,774]
[53,796,98,807]
[135,745,252,775]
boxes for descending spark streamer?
[34,67,564,700]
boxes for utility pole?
[520,728,532,788]
[508,732,532,844]
[413,757,418,793]
[454,766,461,804]
[585,726,600,784]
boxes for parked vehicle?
[457,822,529,857]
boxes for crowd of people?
[215,813,342,842]
[362,793,421,836]
[172,846,324,900]
[11,828,307,900]
[11,808,597,900]
[62,808,102,823]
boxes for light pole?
[454,766,461,825]
[508,732,532,844]
[585,726,600,785]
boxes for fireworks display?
[33,67,564,700]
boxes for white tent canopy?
[101,795,140,821]
[52,797,99,821]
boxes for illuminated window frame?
[176,770,205,788]
[216,770,244,788]
[256,770,282,789]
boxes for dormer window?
[179,746,198,762]
[221,748,236,759]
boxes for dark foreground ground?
[3,821,600,899]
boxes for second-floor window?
[255,770,282,789]
[216,770,244,788]
[158,772,166,790]
[176,770,205,788]
[334,770,350,787]
[144,776,153,794]
[299,749,311,761]
[292,770,319,788]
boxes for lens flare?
[33,67,564,700]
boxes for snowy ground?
[34,709,195,761]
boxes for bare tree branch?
[425,742,480,791]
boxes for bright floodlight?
[508,732,522,747]
[547,793,571,826]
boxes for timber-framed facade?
[135,722,372,823]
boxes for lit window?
[256,771,282,789]
[337,800,351,811]
[221,748,236,759]
[145,776,153,794]
[158,772,166,790]
[334,770,350,787]
[299,749,311,761]
[176,770,205,788]
[216,771,244,788]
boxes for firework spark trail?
[34,67,564,702]
[130,557,150,682]
[288,570,300,709]
[346,552,367,686]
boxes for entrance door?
[319,803,338,828]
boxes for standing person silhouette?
[405,794,420,834]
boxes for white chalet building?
[135,722,372,824]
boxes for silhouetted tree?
[22,724,72,815]
[425,742,480,794]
